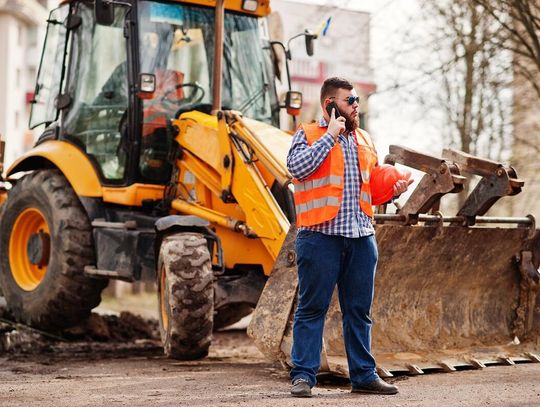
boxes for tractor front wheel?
[0,170,107,330]
[158,233,213,360]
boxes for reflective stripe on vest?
[295,175,343,193]
[360,190,372,205]
[295,196,340,215]
[361,169,370,182]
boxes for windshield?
[138,2,279,125]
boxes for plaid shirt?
[287,118,375,238]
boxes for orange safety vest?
[293,123,378,226]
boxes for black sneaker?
[291,378,312,398]
[351,378,398,395]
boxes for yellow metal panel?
[6,140,102,198]
[217,113,233,194]
[209,192,246,222]
[213,225,274,275]
[229,145,289,260]
[171,198,238,230]
[178,152,222,198]
[102,184,165,206]
[177,111,219,129]
[170,198,273,273]
[243,118,292,174]
[173,111,289,272]
[175,113,222,172]
[255,160,275,190]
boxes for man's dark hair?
[320,77,353,104]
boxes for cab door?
[61,2,130,183]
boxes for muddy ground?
[0,312,539,407]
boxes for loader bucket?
[248,146,540,376]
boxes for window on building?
[28,67,36,84]
[18,24,23,47]
[28,27,37,48]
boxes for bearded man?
[286,77,410,398]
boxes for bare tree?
[473,0,540,163]
[469,1,540,216]
[472,0,540,98]
[416,0,513,162]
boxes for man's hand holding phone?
[326,103,346,140]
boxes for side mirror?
[138,73,156,100]
[304,30,317,57]
[95,0,115,26]
[285,91,302,116]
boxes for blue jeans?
[290,230,379,388]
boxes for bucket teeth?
[438,361,457,372]
[525,352,540,363]
[497,357,515,366]
[467,358,486,369]
[406,364,424,375]
[376,366,394,378]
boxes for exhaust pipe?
[212,0,225,114]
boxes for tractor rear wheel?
[0,170,107,330]
[158,233,213,360]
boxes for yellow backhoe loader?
[0,0,538,376]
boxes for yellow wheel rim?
[159,265,169,332]
[9,208,50,291]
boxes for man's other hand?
[393,178,414,197]
[327,108,346,140]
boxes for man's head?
[320,77,360,132]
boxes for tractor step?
[83,266,135,282]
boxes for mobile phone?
[326,101,342,118]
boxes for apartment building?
[0,0,49,167]
[270,0,375,128]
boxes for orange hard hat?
[370,164,412,206]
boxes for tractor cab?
[30,0,280,186]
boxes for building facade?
[0,0,49,168]
[269,0,375,129]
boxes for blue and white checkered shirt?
[287,118,375,238]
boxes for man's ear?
[322,98,331,111]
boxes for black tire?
[158,233,213,360]
[0,170,107,331]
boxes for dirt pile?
[63,312,159,342]
[0,309,160,355]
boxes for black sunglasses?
[330,96,360,105]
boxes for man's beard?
[344,112,359,132]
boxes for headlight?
[242,0,258,12]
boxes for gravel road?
[1,328,539,407]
